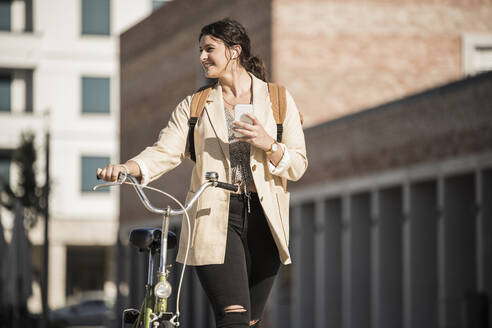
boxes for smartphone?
[233,104,254,138]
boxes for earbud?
[232,50,237,58]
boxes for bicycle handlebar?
[215,181,240,192]
[93,171,238,216]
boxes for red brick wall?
[272,0,492,126]
[294,72,492,189]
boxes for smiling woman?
[97,18,307,328]
[198,20,267,82]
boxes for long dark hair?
[199,18,267,81]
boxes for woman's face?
[199,34,234,78]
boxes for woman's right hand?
[96,164,129,182]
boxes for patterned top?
[224,106,254,192]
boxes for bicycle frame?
[93,172,237,328]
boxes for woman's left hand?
[233,113,274,151]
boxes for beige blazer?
[131,73,307,265]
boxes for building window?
[0,74,11,112]
[152,0,170,11]
[66,246,107,296]
[462,34,492,76]
[81,0,110,36]
[0,69,33,113]
[82,77,110,113]
[24,0,33,32]
[0,0,32,32]
[81,156,109,192]
[0,1,11,31]
[0,152,11,187]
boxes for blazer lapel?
[251,74,272,130]
[250,74,276,157]
[204,84,230,163]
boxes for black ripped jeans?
[195,192,281,328]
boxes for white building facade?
[0,0,161,311]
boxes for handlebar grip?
[216,182,239,192]
[95,172,132,182]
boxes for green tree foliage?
[0,132,45,229]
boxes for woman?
[97,18,307,328]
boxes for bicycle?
[93,171,238,328]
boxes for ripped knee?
[217,305,249,327]
[224,305,247,313]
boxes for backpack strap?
[188,86,212,162]
[268,83,290,192]
[267,83,287,142]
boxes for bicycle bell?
[205,171,218,182]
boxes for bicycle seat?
[129,228,177,252]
